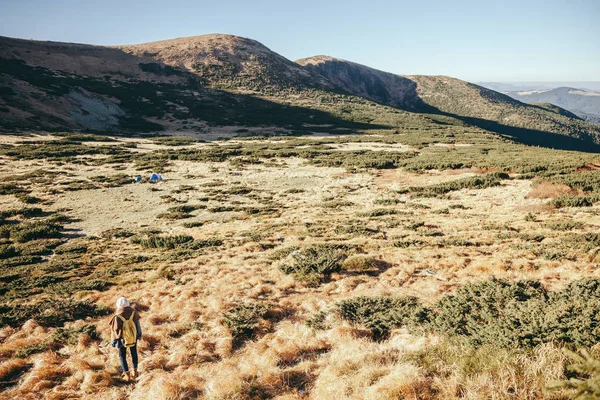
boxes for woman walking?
[109,297,142,381]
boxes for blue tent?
[149,173,163,182]
[134,176,143,183]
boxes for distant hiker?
[109,297,142,381]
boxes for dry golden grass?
[1,134,598,399]
[526,181,576,199]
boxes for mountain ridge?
[504,86,600,125]
[298,55,600,148]
[1,34,600,150]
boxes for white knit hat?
[116,297,130,308]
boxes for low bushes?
[410,172,509,197]
[2,220,63,243]
[223,303,269,346]
[549,349,600,397]
[334,224,379,237]
[0,299,109,327]
[551,194,600,208]
[544,220,585,231]
[429,279,549,347]
[279,244,346,284]
[0,245,19,259]
[51,324,99,345]
[157,204,206,220]
[135,235,194,249]
[47,279,111,295]
[359,208,401,218]
[134,234,222,250]
[13,324,100,358]
[90,174,132,188]
[337,296,427,340]
[318,278,600,348]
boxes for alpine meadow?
[1,11,600,400]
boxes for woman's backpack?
[117,313,137,347]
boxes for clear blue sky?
[1,0,598,82]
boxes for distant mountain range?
[479,82,600,92]
[508,87,600,125]
[1,34,600,151]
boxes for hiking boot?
[121,371,131,382]
[131,369,138,379]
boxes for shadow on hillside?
[300,57,600,152]
[408,95,600,153]
[0,40,389,136]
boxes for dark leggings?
[119,343,138,373]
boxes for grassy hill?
[0,35,446,135]
[298,56,600,150]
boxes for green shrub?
[7,275,64,292]
[182,221,204,228]
[337,296,427,340]
[156,211,193,220]
[0,299,109,327]
[168,205,205,213]
[544,279,600,347]
[393,239,424,248]
[47,279,111,295]
[429,279,549,347]
[285,188,305,194]
[90,174,131,188]
[101,228,135,239]
[418,229,444,237]
[326,278,600,348]
[544,221,585,231]
[448,204,469,210]
[16,194,42,204]
[0,183,28,196]
[14,342,50,358]
[0,207,43,219]
[185,238,223,249]
[279,245,345,283]
[11,220,62,243]
[552,195,600,208]
[209,206,236,213]
[268,246,300,261]
[404,221,425,230]
[430,278,600,348]
[320,200,354,208]
[136,235,194,249]
[134,234,221,251]
[223,303,269,345]
[549,349,600,398]
[54,242,88,254]
[51,324,99,345]
[306,311,330,330]
[0,244,19,259]
[359,208,400,217]
[411,172,509,197]
[436,238,479,247]
[552,170,600,193]
[374,198,403,205]
[334,224,379,237]
[151,135,202,146]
